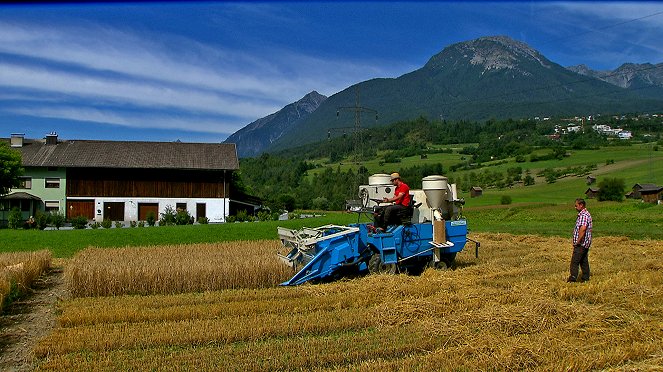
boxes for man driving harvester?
[373,173,411,230]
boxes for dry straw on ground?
[0,250,51,312]
[65,240,293,297]
[38,233,663,371]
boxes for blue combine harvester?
[277,175,479,286]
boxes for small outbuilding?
[586,175,596,185]
[631,183,661,200]
[470,186,483,198]
[639,186,663,204]
[584,187,600,199]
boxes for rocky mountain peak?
[425,35,551,76]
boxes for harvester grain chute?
[277,174,479,286]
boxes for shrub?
[130,221,137,228]
[146,212,156,227]
[523,174,535,186]
[312,196,329,211]
[50,211,66,230]
[34,210,49,230]
[256,210,272,222]
[114,221,123,229]
[197,216,209,224]
[500,195,513,205]
[597,177,625,202]
[101,219,112,229]
[8,207,22,230]
[137,221,146,228]
[70,216,88,230]
[175,209,192,225]
[159,205,177,226]
[89,222,101,229]
[234,210,254,222]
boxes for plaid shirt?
[573,208,593,248]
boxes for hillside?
[224,91,326,158]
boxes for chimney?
[45,132,58,145]
[10,133,25,148]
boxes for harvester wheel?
[368,254,397,275]
[429,260,450,270]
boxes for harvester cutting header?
[277,174,479,285]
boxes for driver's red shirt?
[394,182,411,206]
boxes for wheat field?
[36,233,663,371]
[65,240,293,297]
[0,250,51,312]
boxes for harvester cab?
[277,174,478,286]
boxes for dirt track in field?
[0,265,68,372]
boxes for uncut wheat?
[0,250,52,311]
[66,240,293,297]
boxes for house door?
[67,200,95,219]
[138,203,159,221]
[104,202,125,221]
[196,203,206,221]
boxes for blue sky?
[1,1,662,143]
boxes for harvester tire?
[428,260,450,270]
[368,254,397,275]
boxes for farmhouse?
[1,133,239,224]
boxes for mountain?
[224,91,327,158]
[567,63,663,98]
[227,36,663,155]
[262,36,662,152]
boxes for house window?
[45,201,60,213]
[176,203,187,211]
[47,167,58,172]
[18,177,32,189]
[45,178,60,188]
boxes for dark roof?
[633,183,659,191]
[3,192,41,200]
[640,186,663,194]
[585,187,600,193]
[3,138,239,171]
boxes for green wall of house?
[0,167,67,223]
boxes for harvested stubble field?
[36,233,663,371]
[66,240,293,297]
[1,250,51,312]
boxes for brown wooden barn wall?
[66,168,229,198]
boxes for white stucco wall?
[68,197,230,223]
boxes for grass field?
[34,233,663,371]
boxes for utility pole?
[332,85,378,202]
[336,86,378,164]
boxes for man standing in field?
[568,198,592,283]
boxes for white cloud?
[6,106,240,134]
[0,62,280,119]
[0,21,401,103]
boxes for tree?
[597,177,625,202]
[0,142,23,195]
